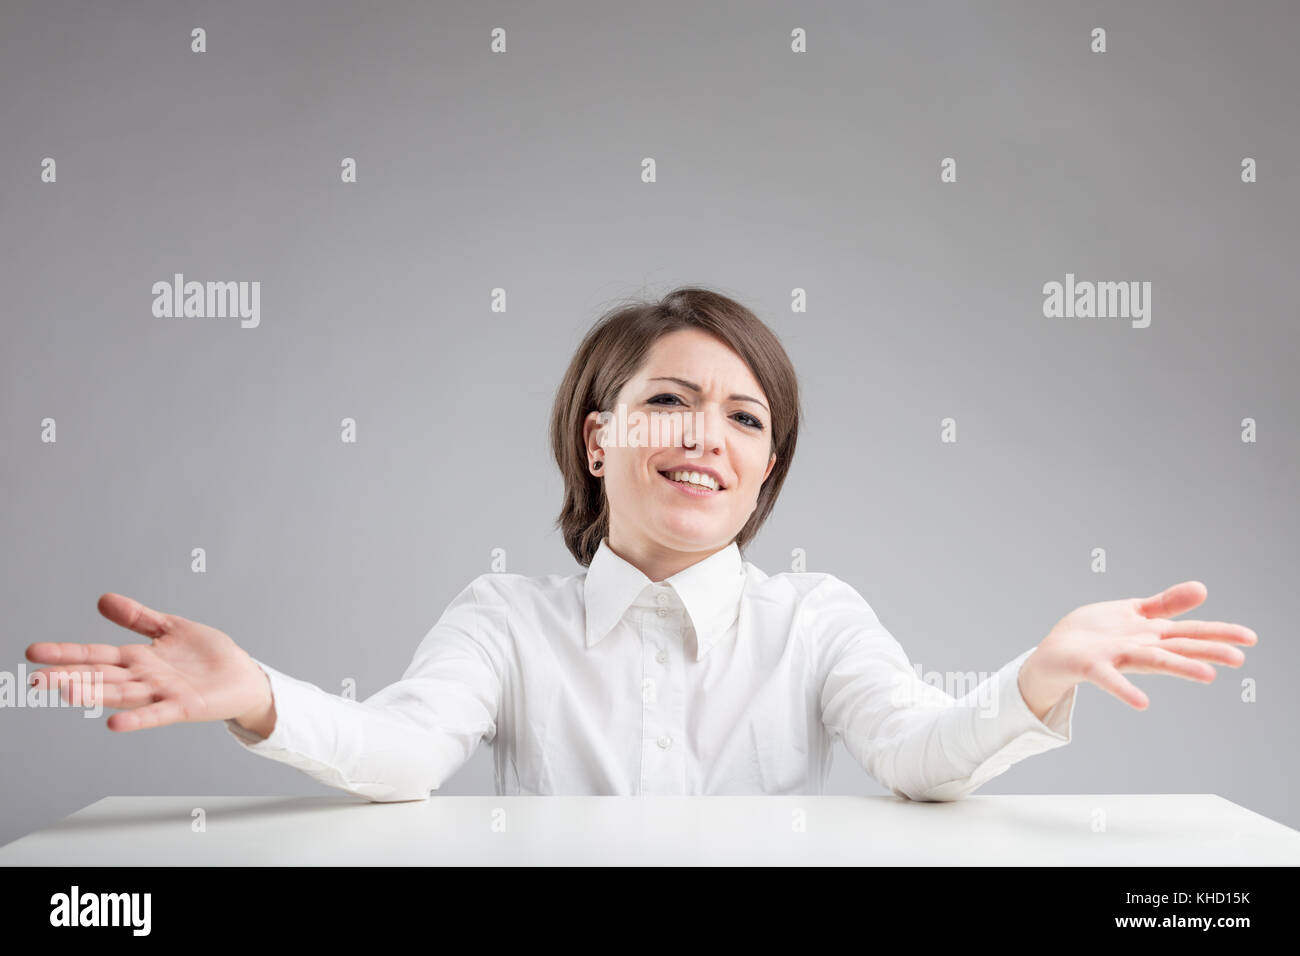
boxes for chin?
[656,514,726,545]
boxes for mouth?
[658,471,724,497]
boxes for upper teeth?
[666,471,719,490]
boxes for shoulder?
[745,565,872,610]
[426,570,582,651]
[745,566,884,641]
[456,568,584,610]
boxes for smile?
[659,471,723,497]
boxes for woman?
[26,287,1257,800]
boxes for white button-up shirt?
[227,538,1076,801]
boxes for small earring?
[592,459,602,471]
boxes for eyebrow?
[647,376,769,413]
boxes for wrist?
[234,701,276,739]
[234,665,276,738]
[1018,649,1073,722]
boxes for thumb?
[97,593,172,639]
[1136,580,1207,619]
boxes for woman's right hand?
[25,593,275,735]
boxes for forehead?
[633,329,764,393]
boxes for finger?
[107,698,187,732]
[26,642,125,666]
[62,680,154,709]
[96,593,173,640]
[1136,581,1207,619]
[29,664,134,686]
[1149,637,1246,667]
[1085,660,1150,710]
[1151,618,1257,645]
[1117,645,1216,682]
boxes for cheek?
[740,451,771,488]
[608,453,653,490]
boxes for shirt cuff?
[995,646,1077,743]
[960,646,1076,778]
[223,658,310,754]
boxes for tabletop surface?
[2,794,1298,866]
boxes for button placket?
[639,603,686,795]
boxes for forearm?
[830,647,1076,802]
[225,659,495,801]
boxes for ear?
[762,451,777,483]
[582,410,608,458]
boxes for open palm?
[26,593,270,732]
[1021,580,1258,715]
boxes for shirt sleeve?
[223,575,504,802]
[811,575,1077,802]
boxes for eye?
[649,394,765,431]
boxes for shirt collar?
[584,537,746,660]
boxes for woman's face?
[584,328,777,563]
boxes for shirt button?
[656,607,668,618]
[657,735,672,749]
[656,593,670,606]
[655,649,668,664]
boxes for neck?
[603,532,730,584]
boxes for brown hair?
[549,286,802,566]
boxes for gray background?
[1,0,1296,848]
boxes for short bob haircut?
[550,286,802,567]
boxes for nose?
[682,403,724,459]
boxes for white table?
[2,794,1297,866]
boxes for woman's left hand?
[1017,581,1257,720]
